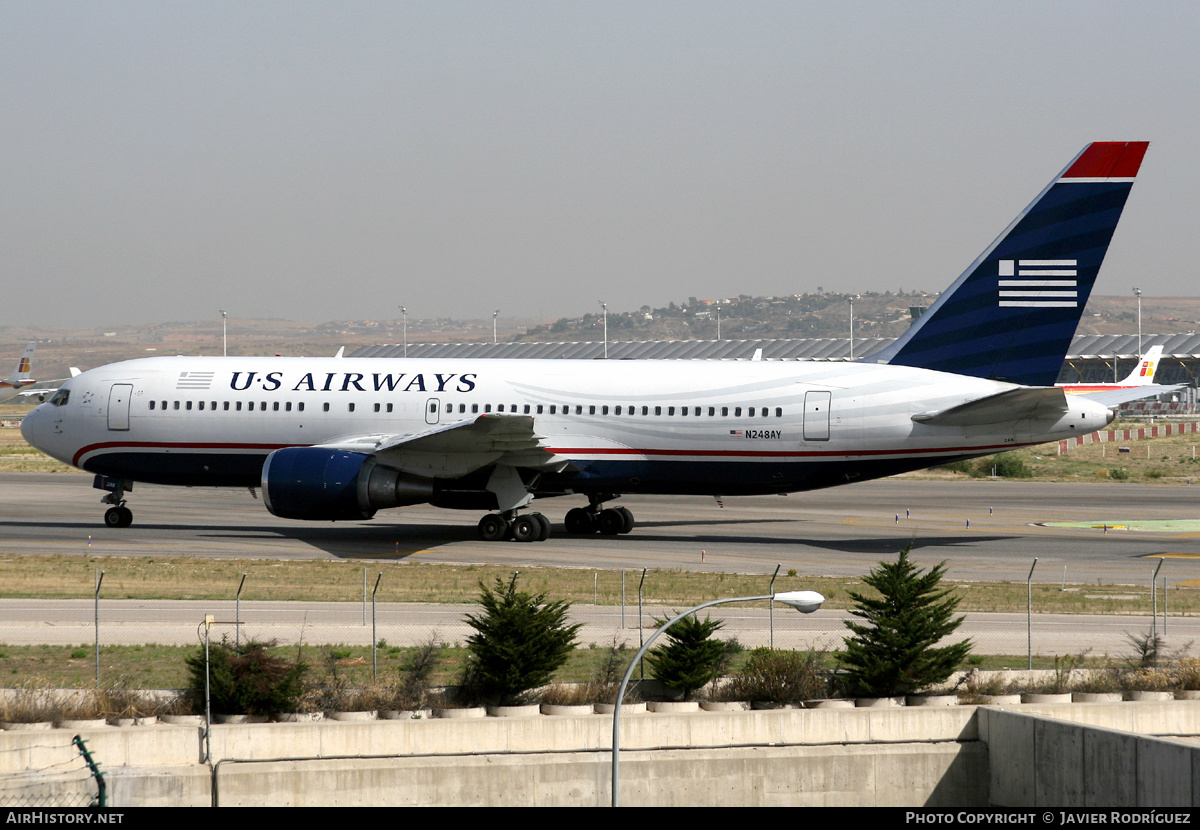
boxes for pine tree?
[646,614,728,699]
[462,575,582,705]
[840,544,972,697]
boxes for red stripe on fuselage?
[72,438,1043,469]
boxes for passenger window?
[374,403,381,413]
[286,402,292,412]
[721,407,728,416]
[524,404,531,414]
[272,402,279,411]
[536,405,543,414]
[298,403,304,412]
[615,406,621,415]
[348,403,355,412]
[589,405,596,415]
[236,402,242,411]
[260,402,267,411]
[472,404,479,413]
[322,402,329,412]
[549,405,556,414]
[485,404,492,413]
[223,402,230,411]
[149,401,156,410]
[681,407,688,416]
[776,407,782,417]
[186,401,193,411]
[748,407,755,417]
[655,406,662,416]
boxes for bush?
[646,614,730,700]
[972,454,1032,478]
[721,648,827,703]
[839,544,973,697]
[185,639,308,716]
[461,575,581,705]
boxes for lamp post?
[600,301,608,359]
[1134,286,1143,361]
[493,310,499,344]
[399,305,407,358]
[609,589,824,807]
[848,296,856,361]
[716,303,722,341]
[220,310,228,357]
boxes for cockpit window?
[49,389,69,406]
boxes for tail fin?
[1120,344,1163,386]
[871,142,1148,386]
[4,342,35,385]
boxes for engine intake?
[261,448,434,521]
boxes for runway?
[3,472,1200,586]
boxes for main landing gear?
[564,495,635,536]
[477,511,552,543]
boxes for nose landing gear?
[95,475,133,528]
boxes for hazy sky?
[3,1,1197,329]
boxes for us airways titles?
[228,371,479,394]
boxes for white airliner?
[1057,345,1177,404]
[22,142,1152,538]
[0,343,79,405]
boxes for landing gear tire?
[532,513,552,541]
[598,508,626,536]
[565,507,596,535]
[511,515,540,543]
[104,506,133,528]
[615,506,634,534]
[478,513,510,542]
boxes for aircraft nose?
[20,404,52,454]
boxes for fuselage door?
[425,397,440,425]
[108,384,133,431]
[803,390,831,441]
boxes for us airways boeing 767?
[22,142,1150,539]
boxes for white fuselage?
[22,355,1112,502]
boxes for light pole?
[609,589,824,807]
[600,301,608,359]
[220,310,228,357]
[1134,287,1143,361]
[399,306,407,358]
[716,303,722,341]
[848,296,856,361]
[493,310,499,344]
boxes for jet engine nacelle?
[261,447,434,521]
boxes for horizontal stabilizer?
[912,386,1068,427]
[1078,384,1183,408]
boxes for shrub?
[721,648,827,703]
[461,575,581,705]
[185,639,308,715]
[646,614,729,700]
[972,454,1032,478]
[839,544,973,697]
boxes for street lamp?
[1133,286,1143,363]
[493,310,499,344]
[848,296,856,361]
[600,301,608,359]
[609,589,825,807]
[716,303,722,341]
[399,306,407,358]
[219,310,228,357]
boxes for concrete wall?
[5,703,1200,807]
[980,703,1200,808]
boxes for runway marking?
[1041,520,1200,533]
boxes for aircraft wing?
[1077,385,1184,408]
[315,414,561,479]
[912,387,1070,427]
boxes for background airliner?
[22,142,1151,540]
[0,343,79,404]
[1056,343,1176,405]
